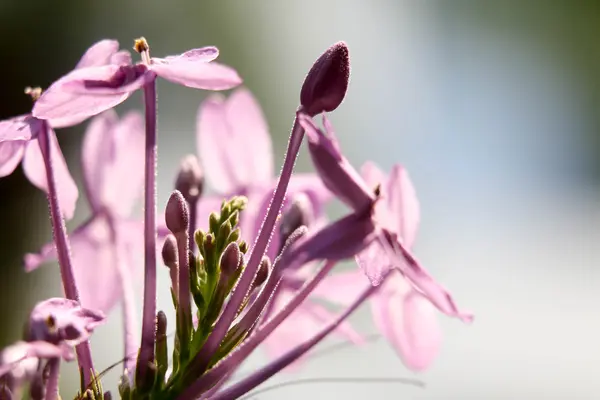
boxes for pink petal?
[355,240,392,286]
[81,110,119,211]
[196,95,238,193]
[224,88,273,187]
[83,111,145,216]
[0,114,42,142]
[0,140,26,177]
[371,275,441,371]
[110,51,133,66]
[160,46,219,63]
[22,132,78,220]
[386,165,420,248]
[311,270,368,306]
[33,65,151,124]
[75,39,121,69]
[24,240,56,272]
[152,60,241,90]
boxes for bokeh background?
[1,1,599,399]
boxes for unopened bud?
[161,235,178,267]
[253,256,271,287]
[175,155,204,204]
[220,242,242,277]
[280,194,313,244]
[300,42,350,116]
[165,191,189,234]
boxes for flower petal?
[356,240,392,286]
[224,88,273,187]
[75,39,121,69]
[159,46,219,63]
[82,111,145,216]
[152,60,241,90]
[0,140,26,178]
[33,65,151,124]
[386,164,420,248]
[81,110,119,211]
[28,298,105,346]
[299,113,374,212]
[311,269,368,306]
[371,274,441,371]
[22,131,78,220]
[0,341,69,380]
[196,95,238,193]
[0,114,42,142]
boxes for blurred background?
[1,1,599,399]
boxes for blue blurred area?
[0,1,598,398]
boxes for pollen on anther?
[24,86,42,102]
[133,37,150,53]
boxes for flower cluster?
[0,37,472,400]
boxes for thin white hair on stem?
[237,376,425,400]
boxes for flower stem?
[136,79,158,390]
[190,113,306,375]
[107,215,138,374]
[44,359,61,400]
[179,259,337,398]
[209,272,387,400]
[38,123,94,385]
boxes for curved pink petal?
[110,51,133,66]
[22,132,78,220]
[197,95,238,193]
[224,88,273,187]
[371,275,441,371]
[33,65,151,124]
[81,110,119,211]
[355,240,392,286]
[23,240,56,272]
[75,39,121,69]
[159,46,219,64]
[386,164,420,248]
[0,114,42,142]
[152,61,241,90]
[311,269,367,306]
[94,111,145,216]
[0,140,26,177]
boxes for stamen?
[133,37,151,65]
[24,86,43,102]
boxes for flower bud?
[165,190,189,234]
[175,154,204,204]
[220,242,242,277]
[253,256,271,288]
[300,42,350,116]
[161,235,178,268]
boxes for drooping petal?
[152,59,241,90]
[75,39,121,69]
[32,64,152,124]
[0,114,42,142]
[386,164,420,248]
[81,110,118,212]
[311,269,369,306]
[0,341,69,380]
[22,131,78,220]
[224,88,273,186]
[28,298,105,346]
[197,95,238,193]
[82,110,144,216]
[356,240,392,287]
[299,113,374,212]
[0,140,26,177]
[371,274,441,371]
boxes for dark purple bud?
[175,155,204,204]
[161,235,179,268]
[300,42,350,116]
[280,193,313,245]
[253,256,271,288]
[220,242,242,277]
[165,191,189,234]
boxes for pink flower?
[32,38,242,124]
[0,39,127,219]
[24,110,144,314]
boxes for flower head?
[32,38,242,123]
